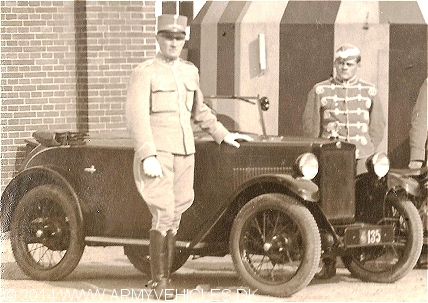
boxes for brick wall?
[1,1,156,192]
[84,1,156,131]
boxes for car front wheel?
[10,184,84,280]
[342,195,423,282]
[230,193,321,297]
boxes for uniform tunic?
[409,78,428,163]
[126,53,229,162]
[125,53,230,232]
[303,77,385,159]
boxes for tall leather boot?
[149,230,175,300]
[166,229,176,279]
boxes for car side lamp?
[294,153,319,180]
[366,152,390,178]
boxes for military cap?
[157,14,187,34]
[334,43,361,63]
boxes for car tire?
[229,193,321,297]
[341,197,423,282]
[124,245,189,276]
[10,184,84,280]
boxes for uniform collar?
[332,76,358,86]
[156,52,179,66]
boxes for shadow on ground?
[1,255,358,294]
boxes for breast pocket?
[151,81,178,113]
[184,81,199,111]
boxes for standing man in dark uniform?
[125,14,252,299]
[302,43,386,278]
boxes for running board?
[85,236,207,249]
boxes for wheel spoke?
[23,201,69,268]
[232,194,322,297]
[10,185,85,280]
[27,242,66,268]
[252,216,265,241]
[48,249,56,267]
[36,245,49,265]
[241,208,306,284]
[255,254,267,273]
[245,233,262,249]
[346,198,421,276]
[263,212,267,242]
[28,242,40,254]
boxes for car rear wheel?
[10,184,84,280]
[230,193,321,297]
[124,245,189,276]
[341,196,423,282]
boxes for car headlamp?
[294,153,319,180]
[366,152,390,178]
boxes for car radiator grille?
[317,144,356,222]
[233,167,290,188]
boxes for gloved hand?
[409,160,423,169]
[143,156,163,178]
[223,133,254,148]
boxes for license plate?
[344,225,394,247]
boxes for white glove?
[408,160,423,169]
[143,156,163,178]
[223,133,254,148]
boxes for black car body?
[1,126,423,297]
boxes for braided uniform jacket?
[125,53,229,161]
[303,77,385,159]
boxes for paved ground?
[1,237,427,302]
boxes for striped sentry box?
[189,0,427,168]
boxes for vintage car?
[0,96,424,297]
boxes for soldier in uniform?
[303,43,385,174]
[409,78,427,169]
[125,14,252,299]
[302,43,386,278]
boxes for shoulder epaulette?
[358,78,375,87]
[135,59,155,71]
[179,58,196,67]
[315,79,332,87]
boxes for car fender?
[387,171,423,197]
[1,166,83,233]
[355,172,389,224]
[235,174,320,202]
[187,173,319,249]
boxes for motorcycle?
[388,166,428,268]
